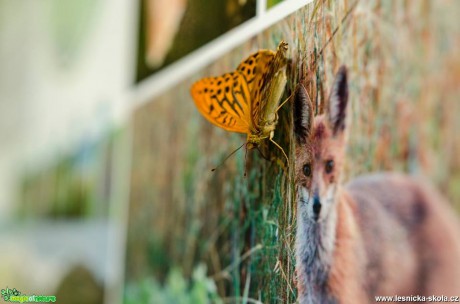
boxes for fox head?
[294,66,349,222]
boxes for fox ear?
[328,66,349,135]
[294,84,313,144]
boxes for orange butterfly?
[190,41,289,163]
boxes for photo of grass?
[124,0,460,302]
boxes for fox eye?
[325,160,334,174]
[303,163,312,177]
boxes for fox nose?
[313,195,321,216]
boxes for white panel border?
[130,0,313,108]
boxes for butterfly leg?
[275,89,296,113]
[269,137,289,164]
[256,146,270,161]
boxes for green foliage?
[124,265,222,304]
[17,130,121,219]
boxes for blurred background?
[0,0,135,303]
[0,0,286,303]
[1,0,459,303]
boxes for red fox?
[294,66,460,303]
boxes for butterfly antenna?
[269,138,289,165]
[211,142,246,173]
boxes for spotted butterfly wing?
[235,50,275,105]
[191,41,289,163]
[190,49,276,134]
[190,72,252,133]
[256,41,288,131]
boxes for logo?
[1,288,56,303]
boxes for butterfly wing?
[235,50,276,123]
[190,45,286,135]
[236,50,275,97]
[190,72,252,133]
[255,42,288,130]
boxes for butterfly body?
[191,41,289,154]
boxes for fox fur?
[294,66,460,304]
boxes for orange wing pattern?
[190,43,287,139]
[235,50,275,100]
[190,71,252,133]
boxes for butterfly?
[190,41,289,163]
